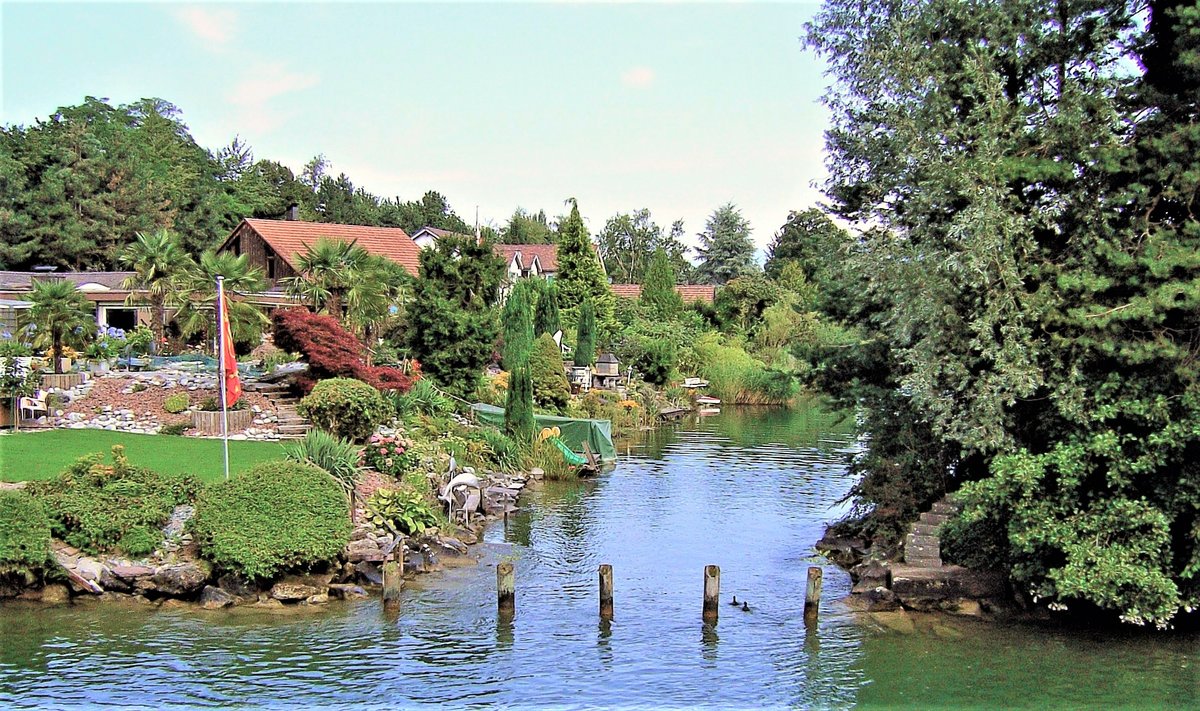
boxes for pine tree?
[555,199,614,325]
[574,298,596,368]
[533,280,561,337]
[695,203,756,285]
[640,247,684,319]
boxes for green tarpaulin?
[470,403,617,462]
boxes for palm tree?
[284,238,370,318]
[170,251,268,352]
[119,230,194,353]
[19,279,95,374]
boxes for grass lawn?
[0,429,288,483]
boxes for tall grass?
[693,333,797,405]
[282,429,361,493]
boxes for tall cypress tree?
[504,362,535,445]
[640,247,684,319]
[502,280,535,369]
[574,298,596,368]
[533,280,561,337]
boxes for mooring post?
[703,564,720,622]
[599,564,614,620]
[382,552,403,613]
[497,561,515,616]
[804,566,823,622]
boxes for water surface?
[1,405,1196,709]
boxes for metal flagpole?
[217,276,230,481]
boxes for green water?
[1,404,1196,709]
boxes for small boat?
[696,395,721,406]
[681,377,710,389]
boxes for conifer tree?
[502,281,535,370]
[640,247,684,319]
[533,280,561,337]
[504,362,534,445]
[695,203,756,285]
[574,298,596,368]
[555,199,614,325]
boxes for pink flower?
[378,447,388,454]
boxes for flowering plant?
[360,432,416,476]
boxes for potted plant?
[84,336,118,373]
[0,352,39,429]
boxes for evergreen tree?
[695,203,756,285]
[640,247,684,319]
[504,363,535,445]
[555,199,614,325]
[405,234,506,397]
[530,332,570,413]
[574,298,596,368]
[502,280,535,369]
[764,208,848,283]
[533,279,561,337]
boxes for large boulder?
[270,574,332,602]
[889,565,1007,612]
[216,574,259,602]
[150,561,212,597]
[200,585,235,610]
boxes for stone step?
[919,512,950,526]
[930,501,961,516]
[248,383,290,393]
[905,533,940,549]
[911,522,943,537]
[904,541,942,562]
[904,556,943,568]
[276,417,308,425]
[277,425,312,434]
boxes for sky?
[1,1,831,258]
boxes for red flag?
[219,289,242,406]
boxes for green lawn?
[0,429,288,483]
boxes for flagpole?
[217,276,230,482]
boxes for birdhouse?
[594,352,620,377]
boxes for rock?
[328,584,368,600]
[890,565,1007,610]
[350,527,371,542]
[851,560,891,593]
[815,533,868,568]
[200,585,235,610]
[99,568,133,593]
[952,599,983,617]
[253,598,285,609]
[151,561,212,596]
[159,599,190,611]
[75,558,107,582]
[270,574,331,602]
[109,564,155,580]
[305,593,329,605]
[217,574,259,601]
[933,623,964,639]
[355,561,383,585]
[862,586,901,612]
[42,584,71,604]
[529,467,545,481]
[345,539,384,562]
[870,610,916,634]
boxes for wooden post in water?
[497,561,515,616]
[599,564,614,620]
[382,552,403,613]
[804,566,823,622]
[703,565,720,622]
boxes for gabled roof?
[230,218,421,277]
[609,283,717,304]
[412,226,472,241]
[0,271,135,291]
[495,244,559,273]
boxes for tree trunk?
[53,332,64,374]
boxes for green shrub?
[530,334,570,413]
[27,446,199,556]
[117,525,160,558]
[366,487,439,536]
[198,396,244,411]
[160,422,189,436]
[191,460,351,580]
[298,377,389,442]
[693,333,796,405]
[391,378,452,420]
[630,338,676,386]
[940,512,1010,571]
[163,392,189,414]
[282,429,362,493]
[470,427,522,472]
[0,490,51,576]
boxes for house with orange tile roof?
[609,283,717,304]
[217,213,422,286]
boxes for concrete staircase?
[247,382,311,440]
[902,495,961,568]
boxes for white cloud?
[227,63,319,133]
[620,66,656,89]
[175,6,238,45]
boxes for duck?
[741,601,751,612]
[729,596,739,606]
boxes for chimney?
[286,204,299,221]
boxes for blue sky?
[2,2,829,256]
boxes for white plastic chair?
[18,389,48,420]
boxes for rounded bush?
[191,460,352,581]
[0,490,51,575]
[298,377,389,442]
[162,392,189,414]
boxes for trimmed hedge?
[298,377,390,442]
[0,490,51,575]
[191,460,352,581]
[27,446,199,556]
